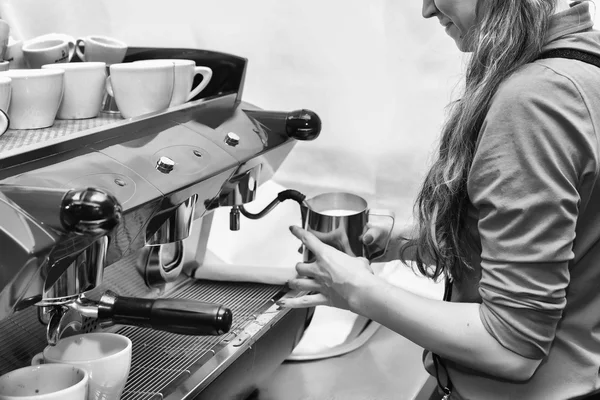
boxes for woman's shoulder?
[494,53,600,112]
[494,61,583,107]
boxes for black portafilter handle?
[97,291,233,336]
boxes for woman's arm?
[283,226,542,382]
[352,275,541,381]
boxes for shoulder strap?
[537,48,600,69]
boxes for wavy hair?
[402,0,559,282]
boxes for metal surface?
[0,93,309,321]
[0,47,321,399]
[0,251,298,399]
[140,241,186,288]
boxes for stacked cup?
[0,18,11,135]
[0,27,215,133]
[0,33,122,130]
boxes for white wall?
[0,0,465,223]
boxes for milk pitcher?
[300,192,395,262]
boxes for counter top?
[254,325,436,400]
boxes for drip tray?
[115,280,285,400]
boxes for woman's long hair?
[402,0,558,282]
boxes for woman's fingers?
[288,277,323,292]
[289,225,327,258]
[362,223,386,245]
[277,293,329,308]
[295,261,318,278]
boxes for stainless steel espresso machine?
[0,47,321,400]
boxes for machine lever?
[97,291,233,336]
[285,109,322,141]
[61,187,122,235]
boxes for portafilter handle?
[97,291,232,336]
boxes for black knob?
[60,188,122,235]
[285,109,321,141]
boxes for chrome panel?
[0,47,320,399]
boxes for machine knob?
[60,188,122,235]
[156,156,175,173]
[285,109,321,141]
[225,132,240,147]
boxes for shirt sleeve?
[468,64,595,360]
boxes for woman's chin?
[453,36,473,53]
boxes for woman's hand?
[310,226,359,257]
[362,222,415,262]
[279,225,376,310]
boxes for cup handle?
[105,75,114,97]
[31,352,44,365]
[75,39,86,62]
[364,208,395,260]
[186,66,213,102]
[66,40,76,62]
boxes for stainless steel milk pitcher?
[230,189,395,262]
[300,192,395,262]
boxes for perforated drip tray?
[115,280,285,400]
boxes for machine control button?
[232,332,251,347]
[156,156,175,173]
[224,132,240,147]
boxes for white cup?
[32,332,132,400]
[134,59,212,107]
[107,61,175,119]
[0,20,9,61]
[0,76,11,113]
[42,62,106,119]
[0,364,88,400]
[5,39,25,70]
[0,69,64,129]
[22,38,74,69]
[76,35,127,65]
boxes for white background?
[2,1,593,223]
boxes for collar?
[545,1,594,44]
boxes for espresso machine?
[0,47,321,399]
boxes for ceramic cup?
[76,35,127,65]
[32,332,132,400]
[0,364,88,400]
[42,62,106,119]
[107,61,175,119]
[302,192,395,262]
[22,38,74,69]
[0,76,11,113]
[134,59,212,106]
[0,20,9,61]
[1,69,64,129]
[5,39,25,70]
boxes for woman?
[278,0,600,399]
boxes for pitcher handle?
[364,208,395,260]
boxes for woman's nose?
[422,0,437,19]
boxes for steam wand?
[230,189,307,230]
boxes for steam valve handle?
[286,109,321,141]
[61,188,122,235]
[97,291,233,336]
